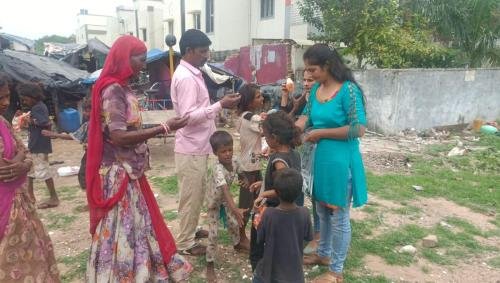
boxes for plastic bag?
[297,134,316,197]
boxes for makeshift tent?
[60,38,109,72]
[0,49,89,122]
[0,33,35,52]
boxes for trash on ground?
[480,125,498,135]
[399,245,417,254]
[412,185,424,191]
[57,166,80,177]
[447,146,467,157]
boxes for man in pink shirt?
[171,29,240,256]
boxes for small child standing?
[236,83,265,247]
[206,130,250,282]
[248,110,304,270]
[17,82,59,209]
[253,168,313,283]
[42,97,90,191]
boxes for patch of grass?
[305,266,329,279]
[59,249,89,282]
[424,143,455,157]
[490,215,500,228]
[421,249,452,265]
[57,186,80,201]
[162,209,177,221]
[150,176,178,195]
[218,229,233,246]
[391,205,422,216]
[361,224,427,265]
[46,213,77,230]
[344,275,392,283]
[307,266,391,283]
[421,265,430,274]
[421,224,488,265]
[434,225,483,251]
[487,256,500,268]
[72,204,88,214]
[361,204,378,214]
[230,182,240,196]
[444,217,485,236]
[368,135,500,214]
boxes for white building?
[209,0,316,48]
[75,9,119,47]
[76,1,166,49]
[76,0,315,56]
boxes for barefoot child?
[253,168,312,283]
[17,82,59,209]
[236,83,265,247]
[42,97,90,191]
[248,110,303,270]
[206,130,249,282]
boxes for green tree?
[298,0,457,68]
[34,34,76,55]
[410,0,500,67]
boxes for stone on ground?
[422,234,438,248]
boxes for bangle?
[160,122,170,134]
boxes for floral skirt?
[0,186,60,283]
[87,164,192,282]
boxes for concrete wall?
[354,69,500,134]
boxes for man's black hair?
[179,29,212,56]
[274,168,303,203]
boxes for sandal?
[195,229,209,239]
[304,240,318,255]
[37,199,60,209]
[177,243,206,256]
[312,271,343,283]
[303,254,330,266]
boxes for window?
[141,28,147,41]
[193,12,201,30]
[167,20,174,35]
[206,0,214,33]
[261,0,274,19]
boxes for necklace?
[318,89,339,103]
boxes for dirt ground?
[31,129,500,283]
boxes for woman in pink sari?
[0,73,60,282]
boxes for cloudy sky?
[0,0,133,39]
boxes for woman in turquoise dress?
[297,44,368,283]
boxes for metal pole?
[135,9,140,38]
[169,46,175,78]
[180,0,186,33]
[165,35,177,78]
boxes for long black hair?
[262,110,301,148]
[237,83,260,114]
[0,72,9,89]
[303,44,366,104]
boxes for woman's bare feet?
[37,198,60,209]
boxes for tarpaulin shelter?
[0,49,89,122]
[145,49,242,102]
[0,33,35,52]
[60,38,109,72]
